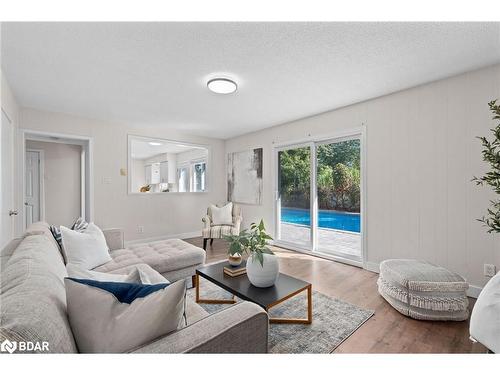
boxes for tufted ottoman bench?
[94,238,206,285]
[377,259,469,321]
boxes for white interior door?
[25,150,41,227]
[1,110,16,248]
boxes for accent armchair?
[202,203,242,250]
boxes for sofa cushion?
[103,263,207,325]
[65,277,186,353]
[0,234,78,353]
[94,239,205,275]
[210,202,233,226]
[25,221,61,253]
[50,217,89,260]
[66,263,148,283]
[185,299,210,325]
[1,236,25,272]
[61,223,112,269]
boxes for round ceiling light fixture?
[207,78,237,94]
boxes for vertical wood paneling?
[465,70,499,286]
[388,94,411,260]
[432,83,449,268]
[365,98,393,262]
[445,73,469,279]
[224,64,500,288]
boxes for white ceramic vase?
[246,253,279,288]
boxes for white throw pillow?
[211,202,233,226]
[65,277,186,353]
[61,223,112,269]
[66,264,148,283]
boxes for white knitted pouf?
[377,259,469,321]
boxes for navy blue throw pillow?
[66,278,170,304]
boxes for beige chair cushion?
[210,202,233,226]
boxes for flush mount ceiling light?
[148,142,162,146]
[207,78,237,94]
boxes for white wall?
[19,109,226,242]
[26,140,82,227]
[225,64,500,289]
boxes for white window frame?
[191,158,207,193]
[177,163,190,193]
[273,127,367,269]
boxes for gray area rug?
[187,277,374,353]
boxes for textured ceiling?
[2,22,500,139]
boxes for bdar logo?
[1,339,17,353]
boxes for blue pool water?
[281,208,360,233]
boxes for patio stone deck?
[279,223,361,258]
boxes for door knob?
[9,210,18,216]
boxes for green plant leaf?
[262,247,274,255]
[474,99,500,234]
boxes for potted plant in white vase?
[224,220,279,288]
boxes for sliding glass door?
[315,138,361,260]
[276,134,362,262]
[277,144,312,248]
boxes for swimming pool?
[281,207,360,233]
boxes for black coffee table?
[195,260,312,324]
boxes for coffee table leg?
[268,284,312,325]
[195,273,236,305]
[306,284,312,324]
[195,274,200,303]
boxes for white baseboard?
[363,261,380,273]
[362,260,482,298]
[124,231,201,246]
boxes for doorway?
[275,130,364,265]
[19,130,93,230]
[24,149,43,227]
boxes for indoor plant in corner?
[469,99,500,353]
[472,99,500,234]
[224,220,279,288]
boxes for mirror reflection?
[129,136,208,194]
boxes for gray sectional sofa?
[0,222,269,353]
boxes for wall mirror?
[128,135,209,194]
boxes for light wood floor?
[184,237,487,354]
